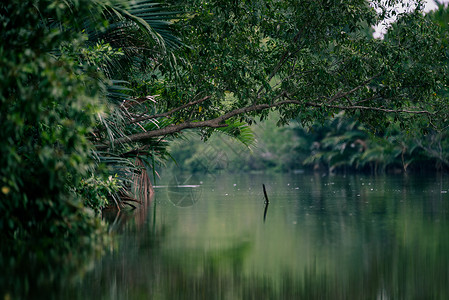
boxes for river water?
[5,172,449,299]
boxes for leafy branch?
[97,94,437,148]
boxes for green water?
[4,173,449,299]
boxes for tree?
[0,0,107,240]
[0,0,181,239]
[95,0,448,151]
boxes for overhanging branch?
[96,96,435,149]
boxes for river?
[4,172,449,299]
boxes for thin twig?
[128,96,211,124]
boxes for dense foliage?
[0,0,181,241]
[128,0,448,142]
[0,0,107,241]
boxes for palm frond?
[107,79,132,104]
[108,7,166,51]
[129,0,182,49]
[214,120,256,148]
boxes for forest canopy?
[127,0,449,141]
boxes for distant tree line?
[166,111,449,175]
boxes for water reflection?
[4,173,449,299]
[0,232,107,300]
[76,173,449,299]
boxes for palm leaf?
[213,120,256,148]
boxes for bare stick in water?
[263,184,270,222]
[263,184,269,204]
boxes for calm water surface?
[6,173,449,299]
